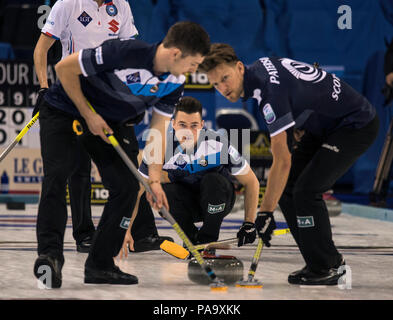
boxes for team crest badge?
[150,84,159,93]
[199,157,208,167]
[106,4,118,17]
[175,154,187,169]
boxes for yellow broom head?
[160,240,190,259]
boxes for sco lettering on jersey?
[331,73,342,101]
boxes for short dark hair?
[198,43,239,73]
[174,96,203,119]
[163,21,210,57]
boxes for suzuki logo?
[108,19,119,33]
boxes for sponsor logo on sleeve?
[262,103,276,124]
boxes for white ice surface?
[0,202,392,300]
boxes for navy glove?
[32,88,48,117]
[237,221,256,247]
[255,211,276,247]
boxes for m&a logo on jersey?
[175,154,187,169]
[78,11,93,27]
[126,72,141,84]
[208,203,226,214]
[120,217,130,230]
[297,216,315,228]
[262,103,276,124]
[106,4,118,17]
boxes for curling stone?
[188,254,243,285]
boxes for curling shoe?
[84,265,138,285]
[288,258,346,286]
[34,254,63,289]
[76,235,93,253]
[288,265,310,283]
[132,234,174,252]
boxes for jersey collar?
[241,66,253,101]
[146,42,164,77]
[241,64,268,102]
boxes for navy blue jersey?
[138,128,248,186]
[243,57,375,137]
[45,39,185,123]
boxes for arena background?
[0,0,392,204]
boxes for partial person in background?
[33,0,138,253]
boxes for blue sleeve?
[79,39,149,77]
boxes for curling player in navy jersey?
[199,43,379,286]
[34,22,210,288]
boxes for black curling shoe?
[288,259,346,286]
[84,265,138,285]
[288,265,310,283]
[132,234,174,252]
[76,236,93,253]
[34,254,63,289]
